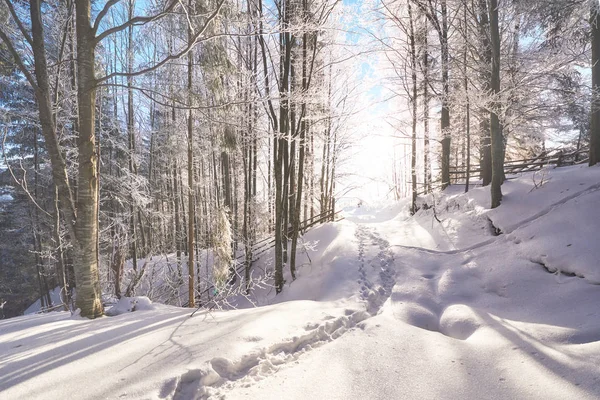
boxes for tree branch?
[92,0,121,34]
[94,0,179,44]
[97,82,251,110]
[3,0,33,46]
[0,27,38,90]
[96,0,225,84]
[1,130,52,218]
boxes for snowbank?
[104,296,157,316]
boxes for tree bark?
[127,1,138,274]
[74,0,103,317]
[478,0,492,185]
[408,0,418,214]
[489,0,503,208]
[590,4,600,166]
[416,0,451,189]
[440,0,451,189]
[422,16,431,193]
[274,0,293,293]
[186,13,195,307]
[464,3,471,193]
[290,8,310,279]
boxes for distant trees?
[0,0,225,317]
[381,0,598,209]
[527,0,599,166]
[1,0,348,316]
[5,0,598,317]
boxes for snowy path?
[355,225,396,315]
[165,224,400,399]
[225,209,600,399]
[167,306,371,399]
[128,198,600,399]
[222,180,600,399]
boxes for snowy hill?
[1,165,600,399]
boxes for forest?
[0,0,598,320]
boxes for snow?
[2,165,600,399]
[0,193,13,202]
[104,296,157,316]
[24,287,65,314]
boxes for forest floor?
[1,164,600,399]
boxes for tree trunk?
[408,0,418,214]
[112,235,124,299]
[74,0,103,317]
[440,0,451,189]
[489,0,503,209]
[274,0,293,293]
[187,19,195,307]
[127,2,138,274]
[590,4,600,166]
[243,131,252,292]
[478,0,492,185]
[417,0,451,189]
[290,9,310,279]
[464,4,471,193]
[54,185,69,308]
[173,159,181,263]
[274,137,285,293]
[422,16,431,193]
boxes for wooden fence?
[188,207,343,307]
[32,209,343,314]
[449,147,588,186]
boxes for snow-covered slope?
[24,287,65,315]
[1,165,599,399]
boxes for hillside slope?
[1,165,599,399]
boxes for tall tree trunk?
[31,127,51,308]
[478,0,492,185]
[268,130,273,231]
[416,0,451,189]
[464,3,471,193]
[147,103,156,252]
[74,0,103,317]
[54,185,69,309]
[127,1,138,273]
[290,121,306,279]
[274,0,293,293]
[179,165,188,255]
[590,4,600,166]
[112,235,124,299]
[408,0,418,214]
[186,13,196,307]
[440,0,451,189]
[244,25,257,292]
[243,130,252,292]
[329,132,337,221]
[309,131,315,219]
[290,9,310,279]
[320,128,329,214]
[274,137,285,293]
[282,134,289,266]
[422,16,431,193]
[173,159,181,263]
[489,0,503,208]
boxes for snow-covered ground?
[1,165,600,399]
[24,287,65,315]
